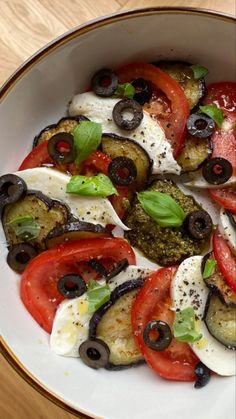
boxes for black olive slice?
[184,210,213,240]
[47,132,75,164]
[87,260,108,277]
[132,78,152,105]
[92,69,118,97]
[194,362,211,388]
[108,156,137,186]
[7,243,37,273]
[0,174,27,210]
[143,320,172,351]
[57,274,86,298]
[202,157,233,185]
[187,114,215,138]
[106,258,129,282]
[79,338,110,369]
[112,99,143,130]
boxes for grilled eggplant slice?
[202,253,236,307]
[101,133,152,191]
[89,279,144,369]
[157,61,206,109]
[45,220,110,249]
[177,135,212,172]
[204,293,236,349]
[33,115,89,148]
[2,191,69,251]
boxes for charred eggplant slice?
[177,135,212,172]
[202,253,236,307]
[33,115,89,148]
[204,293,236,349]
[101,133,152,191]
[89,279,144,369]
[157,61,206,109]
[45,220,110,249]
[2,191,69,251]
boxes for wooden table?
[0,1,235,418]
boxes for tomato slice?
[213,230,236,293]
[204,82,236,116]
[131,267,198,381]
[19,141,52,170]
[20,237,136,333]
[208,188,236,214]
[117,62,189,157]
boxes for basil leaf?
[199,104,224,128]
[87,280,111,313]
[190,64,209,80]
[7,215,41,241]
[66,173,117,197]
[173,307,202,343]
[137,191,186,227]
[73,121,102,166]
[115,83,135,99]
[203,258,217,279]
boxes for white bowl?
[0,7,235,419]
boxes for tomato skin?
[117,62,189,157]
[213,230,236,293]
[204,82,236,115]
[20,237,136,333]
[132,267,199,381]
[208,188,236,214]
[19,141,52,170]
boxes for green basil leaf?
[199,104,224,128]
[87,280,111,313]
[203,258,217,279]
[190,64,209,80]
[173,307,203,343]
[73,121,102,166]
[115,83,135,99]
[137,191,186,227]
[7,215,41,241]
[66,173,117,197]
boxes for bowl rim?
[0,6,235,418]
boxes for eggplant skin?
[177,135,212,173]
[89,279,144,369]
[204,293,236,349]
[202,253,236,308]
[2,190,69,251]
[33,115,89,148]
[45,220,111,249]
[101,133,152,192]
[155,61,206,110]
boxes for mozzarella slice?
[50,265,153,357]
[171,256,236,376]
[218,208,236,255]
[69,92,180,175]
[183,170,236,189]
[15,167,128,230]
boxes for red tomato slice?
[208,188,236,214]
[204,82,236,116]
[19,141,52,170]
[20,237,136,333]
[213,230,236,293]
[204,83,236,174]
[131,267,198,381]
[117,62,189,157]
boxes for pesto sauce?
[125,179,205,266]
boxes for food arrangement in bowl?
[1,59,235,392]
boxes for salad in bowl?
[0,60,235,391]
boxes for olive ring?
[112,99,143,130]
[143,320,172,352]
[108,156,137,186]
[57,274,87,298]
[47,132,76,164]
[202,157,233,185]
[187,113,215,138]
[92,69,118,97]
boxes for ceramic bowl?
[0,7,235,419]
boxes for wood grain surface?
[0,1,235,419]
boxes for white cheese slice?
[69,92,180,175]
[15,167,128,230]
